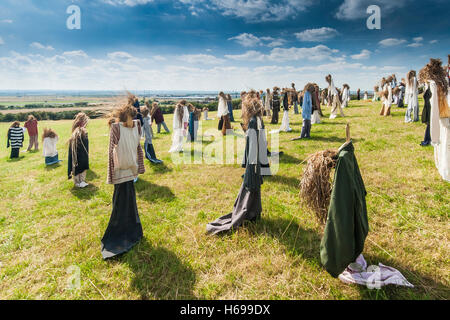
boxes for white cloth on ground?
[339,254,414,289]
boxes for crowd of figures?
[4,56,449,286]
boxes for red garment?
[24,119,38,136]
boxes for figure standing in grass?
[206,91,270,235]
[405,70,419,123]
[292,83,314,140]
[271,87,281,124]
[264,88,272,119]
[141,105,163,164]
[7,121,24,159]
[217,92,232,136]
[102,103,145,260]
[187,103,201,142]
[24,115,39,152]
[341,84,350,108]
[169,100,189,153]
[227,94,235,122]
[68,112,90,188]
[42,128,62,166]
[326,74,345,119]
[150,102,170,134]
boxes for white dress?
[429,81,450,182]
[279,110,292,132]
[217,96,229,118]
[405,77,419,122]
[169,106,189,153]
[342,88,350,108]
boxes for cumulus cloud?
[351,49,371,60]
[336,0,408,20]
[225,45,339,62]
[63,50,89,58]
[1,19,13,23]
[407,37,424,47]
[103,0,155,6]
[228,33,287,47]
[30,42,54,51]
[379,38,407,47]
[295,27,339,42]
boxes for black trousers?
[271,110,279,124]
[301,120,311,138]
[10,148,20,159]
[423,123,431,145]
[101,180,143,260]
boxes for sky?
[0,0,449,91]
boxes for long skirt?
[206,183,262,235]
[169,129,185,153]
[45,153,62,166]
[380,103,391,116]
[10,148,20,159]
[311,110,321,124]
[271,110,279,124]
[221,114,232,136]
[101,181,143,260]
[279,110,292,132]
[330,96,344,119]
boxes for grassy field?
[0,99,448,300]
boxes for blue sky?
[0,0,449,91]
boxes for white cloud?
[1,19,13,24]
[295,27,339,42]
[229,33,287,48]
[103,0,155,6]
[63,50,89,58]
[229,33,261,47]
[379,38,407,47]
[225,45,339,62]
[407,36,424,47]
[107,51,134,60]
[106,0,315,22]
[0,37,4,45]
[225,50,266,61]
[429,40,438,44]
[351,49,371,60]
[178,54,225,64]
[336,0,408,20]
[30,42,54,51]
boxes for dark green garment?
[320,142,369,278]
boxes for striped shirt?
[7,127,24,148]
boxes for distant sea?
[0,90,242,100]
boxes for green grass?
[0,100,448,300]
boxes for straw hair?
[241,90,263,131]
[300,150,338,225]
[325,74,332,85]
[107,103,137,127]
[407,70,416,87]
[141,105,150,118]
[42,128,57,141]
[10,121,20,128]
[27,115,36,122]
[419,58,450,118]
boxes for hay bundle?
[393,87,400,95]
[419,58,450,118]
[300,150,338,225]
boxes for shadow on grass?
[86,170,100,180]
[6,156,25,162]
[266,174,301,188]
[277,153,303,165]
[124,238,197,300]
[249,217,323,266]
[149,162,173,175]
[44,162,63,171]
[135,178,175,203]
[70,184,99,200]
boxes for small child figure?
[42,128,62,165]
[7,121,24,159]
